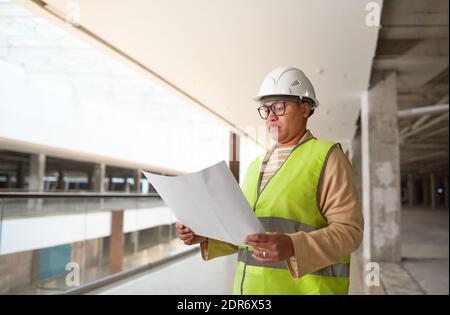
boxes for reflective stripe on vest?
[233,138,351,295]
[236,216,350,278]
[237,248,350,278]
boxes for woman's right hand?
[175,222,207,245]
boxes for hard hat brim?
[253,93,319,108]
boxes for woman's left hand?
[244,232,295,263]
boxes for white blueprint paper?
[142,161,264,246]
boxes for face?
[263,100,311,145]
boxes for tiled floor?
[97,250,237,295]
[379,207,449,295]
[400,207,449,295]
[402,259,449,295]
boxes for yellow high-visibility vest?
[233,138,350,295]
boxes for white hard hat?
[253,66,319,109]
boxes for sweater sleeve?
[200,238,239,260]
[286,146,364,278]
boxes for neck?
[278,128,307,147]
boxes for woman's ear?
[300,102,311,118]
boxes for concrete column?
[57,169,65,191]
[131,231,139,254]
[28,153,45,192]
[361,72,401,262]
[407,174,414,207]
[351,126,363,207]
[105,175,111,191]
[430,173,436,209]
[4,175,11,189]
[28,154,45,286]
[125,178,131,193]
[87,171,92,190]
[229,131,240,182]
[422,176,430,206]
[0,257,10,294]
[90,163,106,192]
[16,162,25,189]
[444,175,449,209]
[158,225,164,243]
[413,178,419,205]
[97,238,104,268]
[44,179,51,191]
[134,170,142,193]
[109,176,115,192]
[109,210,124,274]
[30,250,40,287]
[70,241,85,283]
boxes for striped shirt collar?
[263,130,315,163]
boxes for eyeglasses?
[257,98,312,119]
[257,101,289,120]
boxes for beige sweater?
[200,130,364,279]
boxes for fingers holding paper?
[176,222,207,246]
[244,232,295,263]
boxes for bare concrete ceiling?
[370,0,449,174]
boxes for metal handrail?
[0,190,188,295]
[0,192,160,199]
[62,247,199,295]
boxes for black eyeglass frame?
[257,97,312,120]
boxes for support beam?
[401,113,449,141]
[412,114,431,129]
[400,143,449,151]
[418,125,449,140]
[361,72,401,262]
[401,151,448,165]
[398,104,448,119]
[401,161,449,175]
[400,94,448,136]
[400,125,411,136]
[399,96,449,138]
